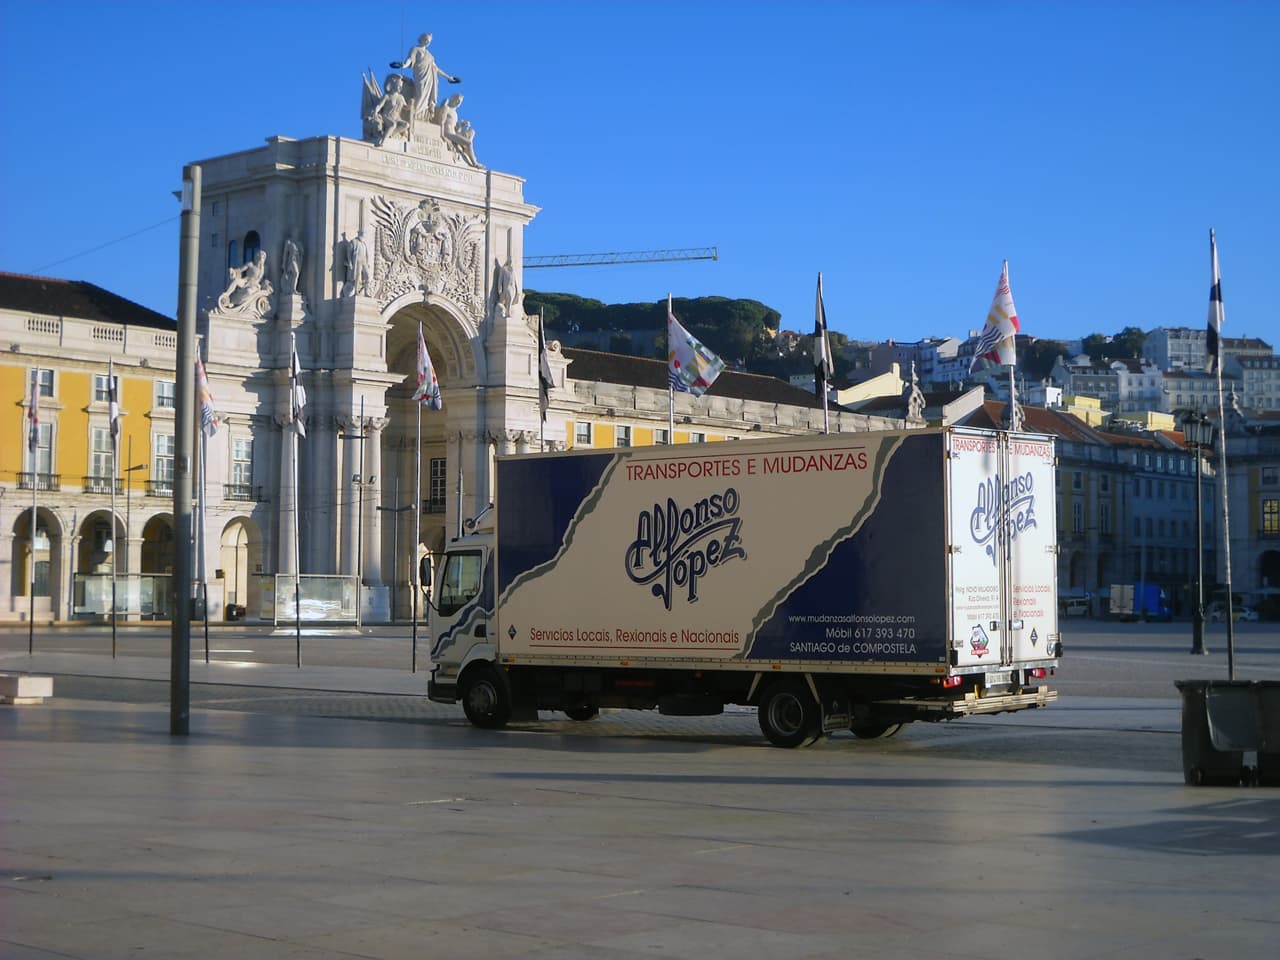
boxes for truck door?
[428,543,492,669]
[947,430,1057,670]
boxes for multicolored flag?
[813,272,834,398]
[289,340,307,437]
[413,322,443,410]
[1206,229,1224,374]
[27,369,39,456]
[969,260,1021,373]
[195,355,219,437]
[107,358,120,441]
[537,310,555,422]
[667,299,725,397]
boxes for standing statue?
[494,256,519,317]
[397,32,460,122]
[343,230,371,297]
[281,239,302,293]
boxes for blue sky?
[1,1,1276,346]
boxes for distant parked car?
[1062,598,1090,617]
[1208,603,1258,623]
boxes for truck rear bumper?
[874,686,1058,719]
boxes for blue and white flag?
[289,340,307,437]
[195,355,219,437]
[413,322,443,410]
[1206,229,1224,374]
[814,272,834,398]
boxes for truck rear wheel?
[564,704,599,722]
[758,681,820,748]
[460,664,511,729]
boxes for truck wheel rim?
[467,681,497,717]
[768,693,805,736]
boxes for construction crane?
[523,246,718,269]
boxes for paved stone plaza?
[1,624,1278,959]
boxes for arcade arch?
[219,518,263,618]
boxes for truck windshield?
[437,550,483,617]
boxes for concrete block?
[0,674,54,705]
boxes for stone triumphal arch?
[194,29,562,620]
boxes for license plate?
[985,670,1013,688]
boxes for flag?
[537,310,555,422]
[667,300,725,397]
[1206,229,1224,374]
[289,341,307,437]
[969,260,1020,373]
[27,369,39,456]
[195,355,219,437]
[813,272,834,398]
[413,323,443,410]
[107,359,120,441]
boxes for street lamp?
[1182,411,1216,656]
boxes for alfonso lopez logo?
[969,472,1038,565]
[624,487,746,610]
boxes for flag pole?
[109,358,118,658]
[1209,229,1236,679]
[667,294,676,443]
[291,331,302,668]
[199,422,209,663]
[28,368,38,654]
[412,321,423,673]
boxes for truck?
[1108,583,1171,621]
[427,426,1061,747]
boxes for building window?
[29,422,53,477]
[155,380,176,410]
[33,368,54,397]
[226,436,254,500]
[1100,475,1110,493]
[227,238,238,267]
[1072,501,1083,533]
[93,372,119,403]
[1264,499,1279,536]
[243,230,261,263]
[1263,467,1278,486]
[654,428,669,445]
[90,428,114,491]
[574,422,592,446]
[615,425,631,447]
[1072,471,1082,490]
[690,432,706,443]
[1100,502,1111,535]
[427,457,447,513]
[153,434,175,492]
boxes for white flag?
[667,298,724,398]
[814,273,834,397]
[1206,229,1224,374]
[107,358,120,441]
[969,261,1021,373]
[538,310,555,422]
[289,342,307,437]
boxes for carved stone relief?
[217,249,275,319]
[368,195,483,313]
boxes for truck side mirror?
[419,556,433,598]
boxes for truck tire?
[459,664,512,729]
[850,720,904,740]
[564,704,599,721]
[758,681,820,748]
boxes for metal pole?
[126,435,132,621]
[413,390,421,671]
[1215,367,1236,680]
[110,358,118,659]
[171,163,200,736]
[200,428,209,664]
[1191,423,1207,655]
[356,397,365,628]
[28,367,37,655]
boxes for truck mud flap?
[873,687,1057,718]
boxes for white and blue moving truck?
[427,427,1060,747]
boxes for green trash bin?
[1255,682,1280,788]
[1175,680,1252,786]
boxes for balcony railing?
[17,472,60,492]
[224,483,263,502]
[82,475,124,495]
[146,479,173,497]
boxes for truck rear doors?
[947,429,1058,671]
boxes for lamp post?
[1182,411,1215,656]
[124,449,147,619]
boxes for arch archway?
[1259,549,1280,620]
[10,507,64,617]
[141,516,174,574]
[76,509,122,575]
[219,518,263,620]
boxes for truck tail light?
[1027,667,1048,680]
[941,675,963,689]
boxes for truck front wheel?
[850,720,904,740]
[758,681,820,748]
[460,664,512,729]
